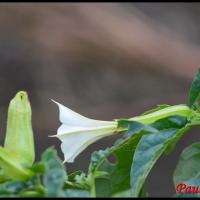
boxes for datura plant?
[1,69,200,197]
[51,101,194,164]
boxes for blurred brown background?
[0,3,200,197]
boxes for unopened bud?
[4,91,35,167]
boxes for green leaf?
[41,147,67,197]
[111,189,131,197]
[131,129,179,197]
[152,115,191,154]
[19,176,47,197]
[151,115,188,130]
[0,176,46,197]
[130,115,188,197]
[189,68,200,109]
[65,170,89,190]
[64,189,90,197]
[28,162,46,175]
[88,121,155,197]
[141,104,171,116]
[19,191,45,198]
[173,143,200,193]
[0,180,26,197]
[0,147,33,181]
[64,171,91,192]
[88,115,188,197]
[74,173,90,189]
[0,176,47,197]
[4,91,35,167]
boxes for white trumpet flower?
[51,100,117,163]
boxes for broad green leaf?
[173,143,200,193]
[88,116,188,197]
[19,191,46,198]
[41,147,67,197]
[18,176,47,197]
[130,115,188,197]
[28,162,46,175]
[152,115,190,154]
[131,129,179,197]
[0,147,33,181]
[0,180,26,197]
[0,176,47,197]
[88,121,155,197]
[0,169,9,183]
[151,115,187,130]
[4,91,35,167]
[110,185,147,198]
[111,189,131,197]
[189,68,200,109]
[64,189,90,197]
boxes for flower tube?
[51,100,117,163]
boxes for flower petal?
[57,124,83,135]
[57,123,117,135]
[52,100,118,162]
[56,126,116,163]
[51,99,116,127]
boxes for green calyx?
[129,104,193,124]
[116,104,200,132]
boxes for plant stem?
[89,175,96,197]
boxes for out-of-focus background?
[0,3,200,197]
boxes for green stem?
[90,185,96,197]
[89,175,96,197]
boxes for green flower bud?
[4,91,35,167]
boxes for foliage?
[1,68,200,197]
